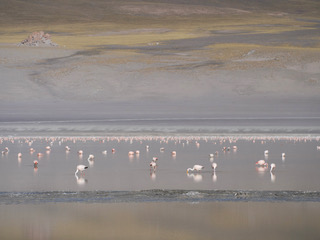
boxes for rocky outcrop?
[18,31,58,47]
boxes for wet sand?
[1,46,320,125]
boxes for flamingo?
[150,161,157,169]
[212,162,217,171]
[187,165,204,173]
[256,159,268,167]
[33,160,38,168]
[75,165,88,175]
[270,163,276,172]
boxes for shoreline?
[1,190,320,204]
[1,130,320,139]
[1,132,320,139]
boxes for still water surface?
[0,136,319,192]
[1,136,320,240]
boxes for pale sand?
[0,45,319,123]
[1,42,320,135]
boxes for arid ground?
[0,0,319,127]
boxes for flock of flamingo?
[1,135,319,185]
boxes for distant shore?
[1,0,319,136]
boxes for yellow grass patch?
[0,12,318,50]
[53,31,201,49]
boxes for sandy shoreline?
[1,6,320,130]
[0,123,320,137]
[1,43,319,127]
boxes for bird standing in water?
[212,162,217,171]
[270,163,276,172]
[256,159,268,167]
[75,165,88,176]
[187,165,204,173]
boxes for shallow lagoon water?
[0,136,320,192]
[1,135,320,240]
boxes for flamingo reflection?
[256,165,268,176]
[75,175,88,185]
[187,173,203,182]
[150,170,156,181]
[212,172,217,182]
[270,172,276,183]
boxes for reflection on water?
[0,202,319,240]
[75,175,88,186]
[270,172,276,183]
[150,170,156,181]
[26,220,51,240]
[256,166,268,176]
[0,136,320,191]
[187,173,203,183]
[212,172,217,182]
